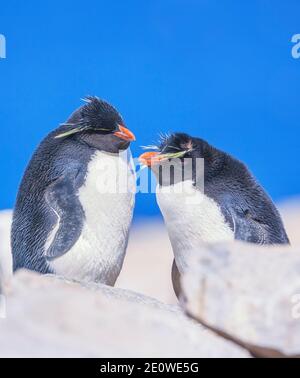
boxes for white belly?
[156,180,234,273]
[50,149,136,284]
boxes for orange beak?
[139,151,161,167]
[114,125,136,142]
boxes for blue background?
[1,0,300,218]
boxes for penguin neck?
[156,180,234,273]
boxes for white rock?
[181,241,300,356]
[0,270,249,358]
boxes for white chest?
[50,150,136,284]
[156,181,234,273]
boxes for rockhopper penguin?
[12,96,136,285]
[139,133,289,297]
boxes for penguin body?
[156,180,234,273]
[48,149,135,284]
[12,97,136,284]
[140,133,289,296]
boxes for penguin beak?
[114,125,136,142]
[139,150,189,167]
[139,151,161,167]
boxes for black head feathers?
[55,96,123,139]
[158,133,195,155]
[80,96,123,131]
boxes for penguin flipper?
[44,168,84,261]
[234,218,265,244]
[232,210,269,244]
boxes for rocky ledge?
[0,270,249,358]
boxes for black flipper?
[44,168,85,261]
[231,207,276,244]
[233,215,266,244]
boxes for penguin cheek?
[118,140,130,151]
[101,133,131,152]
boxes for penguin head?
[139,132,220,186]
[55,96,135,153]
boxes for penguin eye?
[100,120,118,132]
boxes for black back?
[158,133,290,245]
[11,128,92,273]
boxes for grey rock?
[181,241,300,356]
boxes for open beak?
[114,125,136,142]
[139,151,161,167]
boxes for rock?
[181,241,300,357]
[0,270,249,358]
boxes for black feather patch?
[55,96,124,138]
[80,96,123,131]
